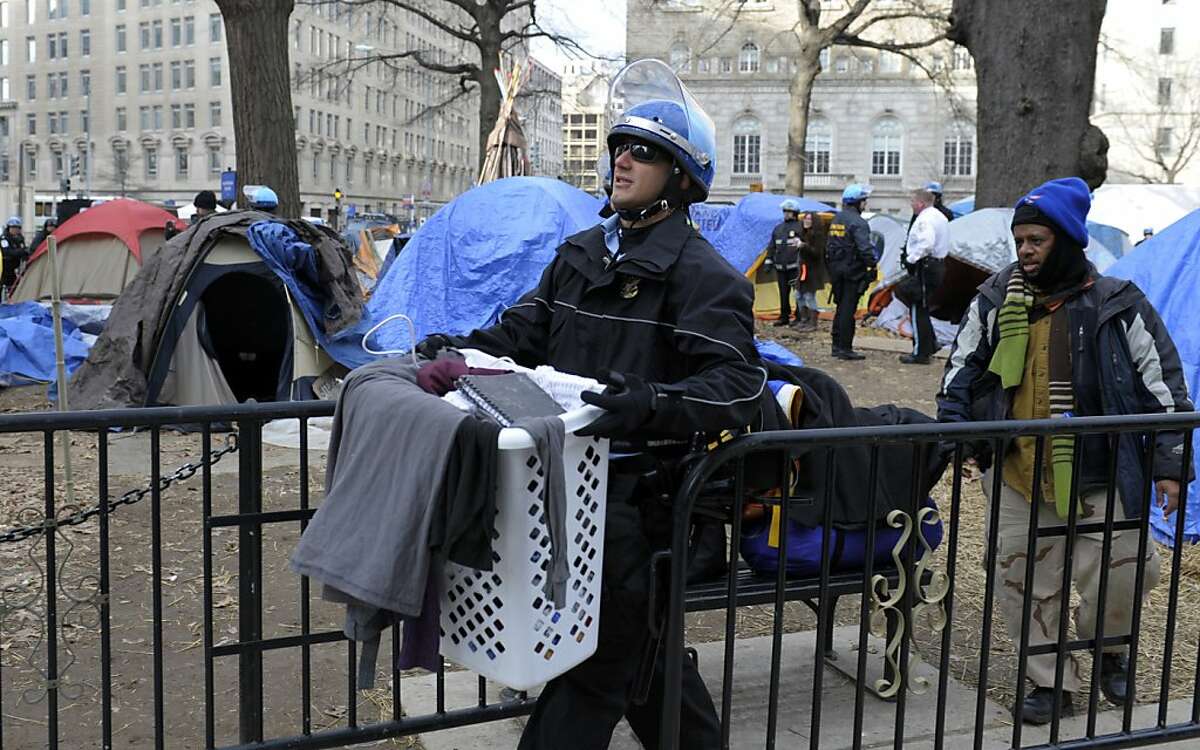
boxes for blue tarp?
[707,193,833,274]
[689,203,734,236]
[365,177,606,355]
[1107,208,1200,545]
[0,302,93,387]
[949,196,975,217]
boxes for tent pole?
[48,235,77,507]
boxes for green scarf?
[987,269,1078,518]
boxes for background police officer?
[417,59,763,750]
[825,185,876,360]
[766,199,804,326]
[1,216,29,294]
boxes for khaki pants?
[983,472,1161,692]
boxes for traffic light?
[333,188,343,201]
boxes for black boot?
[899,353,931,365]
[1017,687,1074,725]
[1100,653,1131,705]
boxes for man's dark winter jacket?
[768,219,803,269]
[448,210,766,439]
[1,233,28,287]
[937,263,1194,519]
[825,208,875,280]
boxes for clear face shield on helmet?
[604,59,717,204]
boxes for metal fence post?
[238,417,264,744]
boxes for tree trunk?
[476,41,503,174]
[215,0,301,217]
[785,42,822,196]
[949,0,1108,207]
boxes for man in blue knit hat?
[938,177,1193,725]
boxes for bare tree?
[948,0,1109,206]
[215,0,303,217]
[662,1,949,195]
[1094,44,1200,184]
[304,0,601,170]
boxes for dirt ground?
[0,319,1196,748]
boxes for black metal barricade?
[1,402,1199,750]
[659,411,1200,750]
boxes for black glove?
[577,370,657,439]
[415,333,454,360]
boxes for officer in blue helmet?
[825,184,877,359]
[249,186,279,213]
[417,59,761,749]
[766,199,805,327]
[923,181,955,222]
[1,216,28,293]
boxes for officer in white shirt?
[899,187,950,364]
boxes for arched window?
[739,42,760,73]
[732,115,761,175]
[669,41,691,73]
[871,117,902,176]
[943,121,974,176]
[804,119,832,174]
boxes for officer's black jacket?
[825,208,874,279]
[451,210,767,439]
[768,219,803,268]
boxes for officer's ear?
[680,173,692,191]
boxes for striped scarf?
[987,269,1079,518]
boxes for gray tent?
[71,211,361,410]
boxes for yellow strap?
[767,506,781,548]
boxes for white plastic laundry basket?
[439,406,609,691]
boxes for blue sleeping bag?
[740,497,944,577]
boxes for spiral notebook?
[456,373,566,427]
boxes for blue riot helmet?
[250,186,279,211]
[842,183,869,205]
[780,198,803,215]
[605,59,716,212]
[6,216,22,228]
[924,181,944,196]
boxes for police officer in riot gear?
[825,185,876,360]
[417,59,763,749]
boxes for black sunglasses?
[613,141,664,164]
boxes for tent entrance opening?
[199,273,290,403]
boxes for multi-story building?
[560,61,612,195]
[0,0,481,227]
[518,56,562,179]
[625,0,975,214]
[1092,0,1200,185]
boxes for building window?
[176,147,188,177]
[26,113,36,135]
[0,77,7,101]
[819,48,830,71]
[951,45,972,71]
[1158,77,1172,106]
[81,0,89,14]
[209,57,222,86]
[1156,127,1174,157]
[0,2,8,28]
[139,105,149,130]
[739,42,760,73]
[1160,28,1174,55]
[731,115,761,175]
[208,146,221,175]
[116,106,126,130]
[153,19,163,48]
[80,69,90,96]
[210,100,221,127]
[720,57,732,74]
[804,119,832,174]
[25,35,34,62]
[80,29,90,56]
[171,17,182,47]
[0,39,7,65]
[880,49,902,74]
[667,40,696,73]
[116,24,126,52]
[210,13,221,43]
[184,15,195,45]
[25,74,34,99]
[145,147,158,179]
[871,117,902,175]
[140,22,150,49]
[943,122,973,176]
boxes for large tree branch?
[836,31,948,52]
[312,0,481,44]
[820,0,873,45]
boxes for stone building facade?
[518,56,563,179]
[625,0,977,214]
[0,0,485,226]
[560,62,612,195]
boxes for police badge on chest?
[618,276,640,299]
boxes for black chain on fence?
[0,433,240,544]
